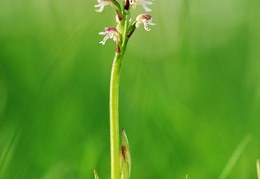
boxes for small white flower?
[95,0,113,12]
[135,14,155,31]
[99,27,118,45]
[129,0,154,12]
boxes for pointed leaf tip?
[93,169,99,179]
[120,129,131,179]
[122,129,129,148]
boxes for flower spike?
[98,27,118,45]
[129,0,154,12]
[95,0,113,12]
[135,14,155,31]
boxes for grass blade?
[218,136,251,179]
[257,159,260,179]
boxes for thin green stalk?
[110,11,130,178]
[110,51,124,179]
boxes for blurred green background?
[0,0,259,178]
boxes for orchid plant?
[94,0,155,179]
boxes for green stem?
[110,11,129,178]
[110,51,124,179]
